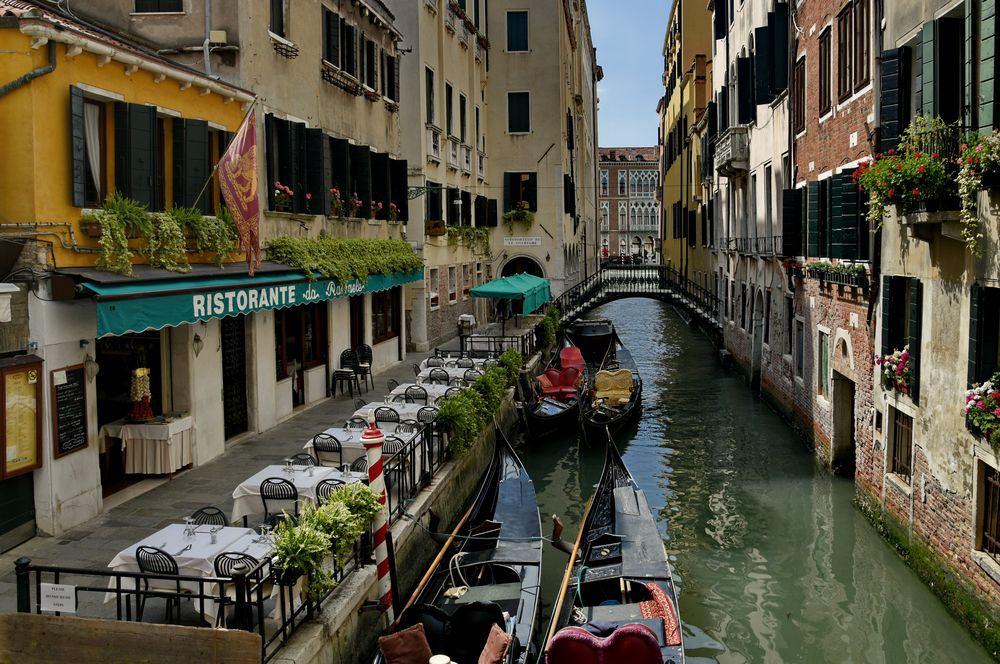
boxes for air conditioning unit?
[209,30,227,45]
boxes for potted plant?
[502,200,534,230]
[371,200,383,220]
[273,182,294,212]
[348,192,362,218]
[956,131,1000,256]
[329,188,345,219]
[183,207,239,267]
[147,209,190,272]
[964,372,1000,450]
[876,346,912,394]
[271,517,332,593]
[87,192,154,276]
[388,202,400,222]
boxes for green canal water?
[516,298,992,663]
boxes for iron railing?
[459,331,538,358]
[724,235,782,256]
[804,266,869,288]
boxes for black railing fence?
[724,235,783,255]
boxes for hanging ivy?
[180,207,240,267]
[147,211,190,272]
[446,226,490,255]
[264,236,423,282]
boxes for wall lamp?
[84,354,99,383]
[193,333,205,357]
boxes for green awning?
[470,273,551,315]
[80,269,421,337]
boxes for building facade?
[598,147,660,262]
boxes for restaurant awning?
[63,263,421,337]
[470,273,551,315]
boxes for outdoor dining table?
[418,357,489,371]
[304,426,422,466]
[385,382,452,404]
[415,366,481,385]
[231,465,364,524]
[352,403,437,422]
[99,416,195,475]
[106,523,271,625]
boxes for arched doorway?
[500,256,544,278]
[750,289,765,391]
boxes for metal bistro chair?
[483,358,499,370]
[444,386,463,398]
[387,378,400,392]
[311,433,343,468]
[374,406,400,424]
[213,551,263,627]
[417,406,439,424]
[350,456,370,482]
[456,357,475,369]
[396,419,420,434]
[346,416,368,430]
[315,477,346,505]
[426,356,444,367]
[464,369,483,382]
[135,546,190,623]
[412,363,422,377]
[259,477,298,528]
[354,397,368,410]
[405,384,429,405]
[428,368,450,385]
[382,435,405,456]
[332,349,363,397]
[355,344,375,392]
[190,505,228,527]
[288,452,316,467]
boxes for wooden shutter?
[70,86,87,208]
[970,282,982,386]
[771,3,789,92]
[426,181,441,221]
[718,86,729,133]
[503,172,513,212]
[566,110,575,150]
[277,120,306,213]
[389,158,409,222]
[908,278,923,401]
[487,199,498,227]
[524,173,538,211]
[461,190,472,225]
[982,2,997,128]
[922,21,936,117]
[265,113,277,209]
[370,152,390,219]
[881,276,892,356]
[474,195,487,226]
[330,137,351,205]
[323,9,340,66]
[737,57,753,124]
[446,187,459,224]
[172,118,209,212]
[781,189,802,256]
[806,180,821,257]
[564,174,576,216]
[966,0,976,129]
[834,170,860,260]
[828,175,842,259]
[349,143,372,218]
[305,128,329,216]
[713,1,727,39]
[114,102,157,208]
[879,47,911,153]
[755,27,774,105]
[392,55,401,103]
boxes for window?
[599,171,608,196]
[448,266,458,303]
[364,39,377,89]
[837,7,852,101]
[618,171,626,196]
[853,0,871,90]
[425,180,442,221]
[459,93,468,142]
[81,100,106,207]
[135,0,182,11]
[818,331,830,396]
[503,172,537,211]
[463,264,472,298]
[382,54,399,102]
[968,285,1000,385]
[428,268,440,309]
[740,284,748,330]
[476,262,483,286]
[322,9,340,66]
[274,303,327,382]
[978,463,1000,564]
[764,164,773,238]
[475,106,481,148]
[507,92,530,133]
[882,276,923,395]
[446,83,454,135]
[340,21,357,77]
[270,0,286,37]
[795,319,805,377]
[819,28,832,115]
[507,10,528,52]
[792,58,806,133]
[889,407,913,481]
[372,287,401,343]
[425,67,436,125]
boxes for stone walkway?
[0,351,436,615]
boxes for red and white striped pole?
[360,411,393,623]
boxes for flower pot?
[426,220,447,236]
[912,194,961,213]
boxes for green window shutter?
[806,180,821,257]
[323,9,340,67]
[908,278,923,401]
[172,118,209,213]
[114,102,157,209]
[771,3,789,93]
[370,152,390,220]
[984,0,998,128]
[264,114,277,209]
[737,57,753,124]
[503,173,513,212]
[879,48,911,153]
[966,0,977,129]
[754,27,775,104]
[70,86,87,208]
[922,21,937,117]
[525,173,538,211]
[781,188,802,256]
[983,288,1000,380]
[330,136,351,205]
[304,128,329,216]
[474,195,486,226]
[487,198,498,227]
[389,158,408,223]
[349,143,372,218]
[829,176,842,259]
[969,283,982,386]
[881,276,892,356]
[839,170,860,260]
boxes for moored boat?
[525,342,587,438]
[566,318,615,363]
[375,430,541,664]
[540,437,685,664]
[580,333,642,440]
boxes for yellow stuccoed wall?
[0,32,245,267]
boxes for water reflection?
[519,298,990,663]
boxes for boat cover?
[593,369,634,405]
[546,624,661,664]
[560,346,585,372]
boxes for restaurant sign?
[503,236,543,247]
[93,270,421,337]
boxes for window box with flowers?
[273,181,294,212]
[956,130,1000,256]
[502,200,534,231]
[329,188,345,219]
[964,372,1000,450]
[876,346,913,395]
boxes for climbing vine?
[264,236,423,282]
[447,225,491,255]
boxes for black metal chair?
[464,369,483,381]
[312,433,343,467]
[190,505,227,527]
[428,368,450,385]
[374,406,400,424]
[457,357,475,368]
[346,416,368,429]
[289,452,316,467]
[383,436,405,455]
[387,378,400,392]
[388,394,412,404]
[135,546,189,623]
[404,384,429,405]
[354,397,368,410]
[444,359,458,368]
[396,419,420,434]
[483,359,499,369]
[356,344,375,392]
[213,551,263,626]
[445,386,463,398]
[449,377,467,387]
[412,363,422,377]
[417,406,439,423]
[332,349,363,397]
[350,456,369,477]
[426,356,444,367]
[315,478,346,505]
[260,477,298,527]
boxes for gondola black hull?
[525,397,581,438]
[566,319,614,363]
[580,391,641,440]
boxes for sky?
[589,0,671,148]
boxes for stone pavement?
[0,351,436,615]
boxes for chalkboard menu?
[51,366,88,459]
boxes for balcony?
[475,41,484,63]
[714,125,749,176]
[477,151,487,180]
[723,235,782,256]
[445,9,457,33]
[459,25,471,49]
[447,136,460,169]
[462,145,473,174]
[427,125,442,163]
[424,0,437,11]
[599,221,610,232]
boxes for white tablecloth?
[352,403,437,422]
[386,383,453,404]
[106,523,271,624]
[305,427,421,466]
[416,367,482,385]
[231,465,364,524]
[419,357,488,371]
[99,416,195,475]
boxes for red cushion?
[541,386,563,397]
[558,387,578,398]
[537,374,554,390]
[546,624,661,664]
[560,367,580,386]
[478,623,512,664]
[378,624,434,664]
[544,368,561,385]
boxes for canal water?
[517,298,992,663]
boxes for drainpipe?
[0,41,55,98]
[203,0,213,77]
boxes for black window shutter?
[566,110,575,150]
[828,174,842,259]
[719,86,730,133]
[754,27,775,105]
[983,289,1000,380]
[713,2,727,39]
[115,102,157,209]
[881,276,892,356]
[349,143,372,218]
[487,198,498,227]
[305,128,329,215]
[330,137,351,206]
[503,172,513,212]
[474,195,487,226]
[324,10,340,66]
[806,180,821,256]
[564,174,576,216]
[688,210,697,247]
[770,3,789,93]
[370,152,390,219]
[275,117,294,206]
[737,57,753,124]
[969,282,982,387]
[426,181,441,221]
[838,170,860,259]
[70,85,87,208]
[525,173,537,211]
[461,190,472,225]
[389,158,409,222]
[446,187,459,224]
[392,55,401,103]
[879,47,911,153]
[908,278,923,401]
[173,118,209,212]
[270,0,284,36]
[265,113,278,209]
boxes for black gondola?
[525,341,587,438]
[375,430,541,664]
[580,333,642,440]
[565,318,615,363]
[540,437,685,664]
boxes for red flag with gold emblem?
[219,111,262,274]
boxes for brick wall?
[425,263,478,348]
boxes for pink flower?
[977,144,985,153]
[994,407,1000,417]
[962,144,969,151]
[900,351,909,361]
[896,366,904,375]
[876,358,883,365]
[306,193,312,200]
[979,401,988,409]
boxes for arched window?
[618,202,627,227]
[618,171,627,196]
[600,170,609,196]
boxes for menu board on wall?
[51,366,87,459]
[2,361,42,478]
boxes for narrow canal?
[517,298,991,663]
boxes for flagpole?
[191,97,259,212]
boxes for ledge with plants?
[804,262,869,288]
[956,131,1000,256]
[875,346,912,395]
[446,225,490,255]
[964,372,1000,451]
[502,201,534,231]
[435,349,522,456]
[264,236,422,283]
